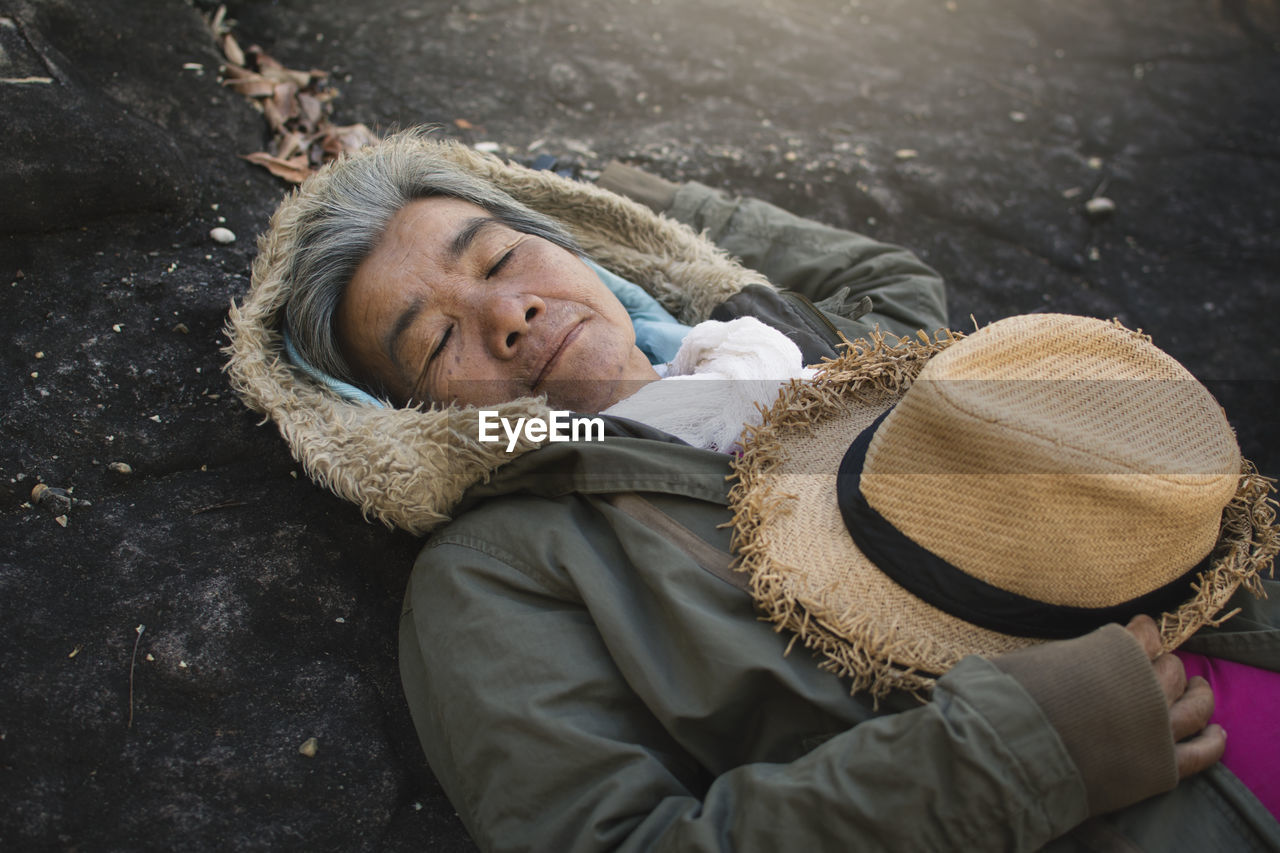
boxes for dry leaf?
[255,53,314,88]
[271,81,300,119]
[221,32,245,67]
[222,72,276,99]
[454,118,475,130]
[262,98,288,134]
[219,63,255,81]
[222,29,381,183]
[274,130,309,161]
[240,151,313,183]
[297,92,324,128]
[209,4,228,37]
[322,123,379,156]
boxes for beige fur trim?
[224,135,769,534]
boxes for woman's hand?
[1125,614,1226,779]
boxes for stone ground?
[1,0,1276,849]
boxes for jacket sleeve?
[399,533,1162,853]
[597,163,948,340]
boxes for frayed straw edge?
[728,328,959,704]
[1158,462,1279,649]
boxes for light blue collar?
[581,258,691,364]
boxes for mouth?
[531,320,585,392]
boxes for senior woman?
[226,130,1279,851]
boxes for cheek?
[574,326,637,378]
[434,344,515,407]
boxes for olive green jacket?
[397,180,1280,851]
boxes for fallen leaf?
[241,152,313,183]
[274,130,310,161]
[220,29,381,183]
[454,118,475,130]
[322,123,379,156]
[262,98,288,134]
[256,53,314,88]
[223,73,276,99]
[221,32,246,67]
[270,81,300,123]
[297,92,325,128]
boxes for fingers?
[1169,674,1223,780]
[1125,614,1163,660]
[1152,651,1188,708]
[1121,617,1224,779]
[1170,675,1215,742]
[1176,724,1226,780]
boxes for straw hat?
[728,314,1277,698]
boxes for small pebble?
[54,515,68,527]
[299,737,319,758]
[473,141,500,153]
[108,462,133,475]
[1009,111,1027,123]
[32,483,73,514]
[894,149,919,160]
[209,227,237,245]
[1084,197,1116,219]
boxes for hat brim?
[728,329,1278,699]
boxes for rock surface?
[1,0,1277,849]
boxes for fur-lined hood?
[224,136,770,535]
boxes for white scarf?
[604,317,814,453]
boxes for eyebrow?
[448,215,505,262]
[386,295,424,364]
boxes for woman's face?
[335,197,658,410]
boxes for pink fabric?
[1173,650,1280,820]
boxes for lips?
[531,319,585,391]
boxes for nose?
[480,290,544,358]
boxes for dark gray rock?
[0,7,191,232]
[3,0,1277,850]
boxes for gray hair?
[284,130,582,400]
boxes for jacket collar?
[453,415,734,517]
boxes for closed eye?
[486,248,515,279]
[429,325,453,362]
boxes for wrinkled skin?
[335,197,659,411]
